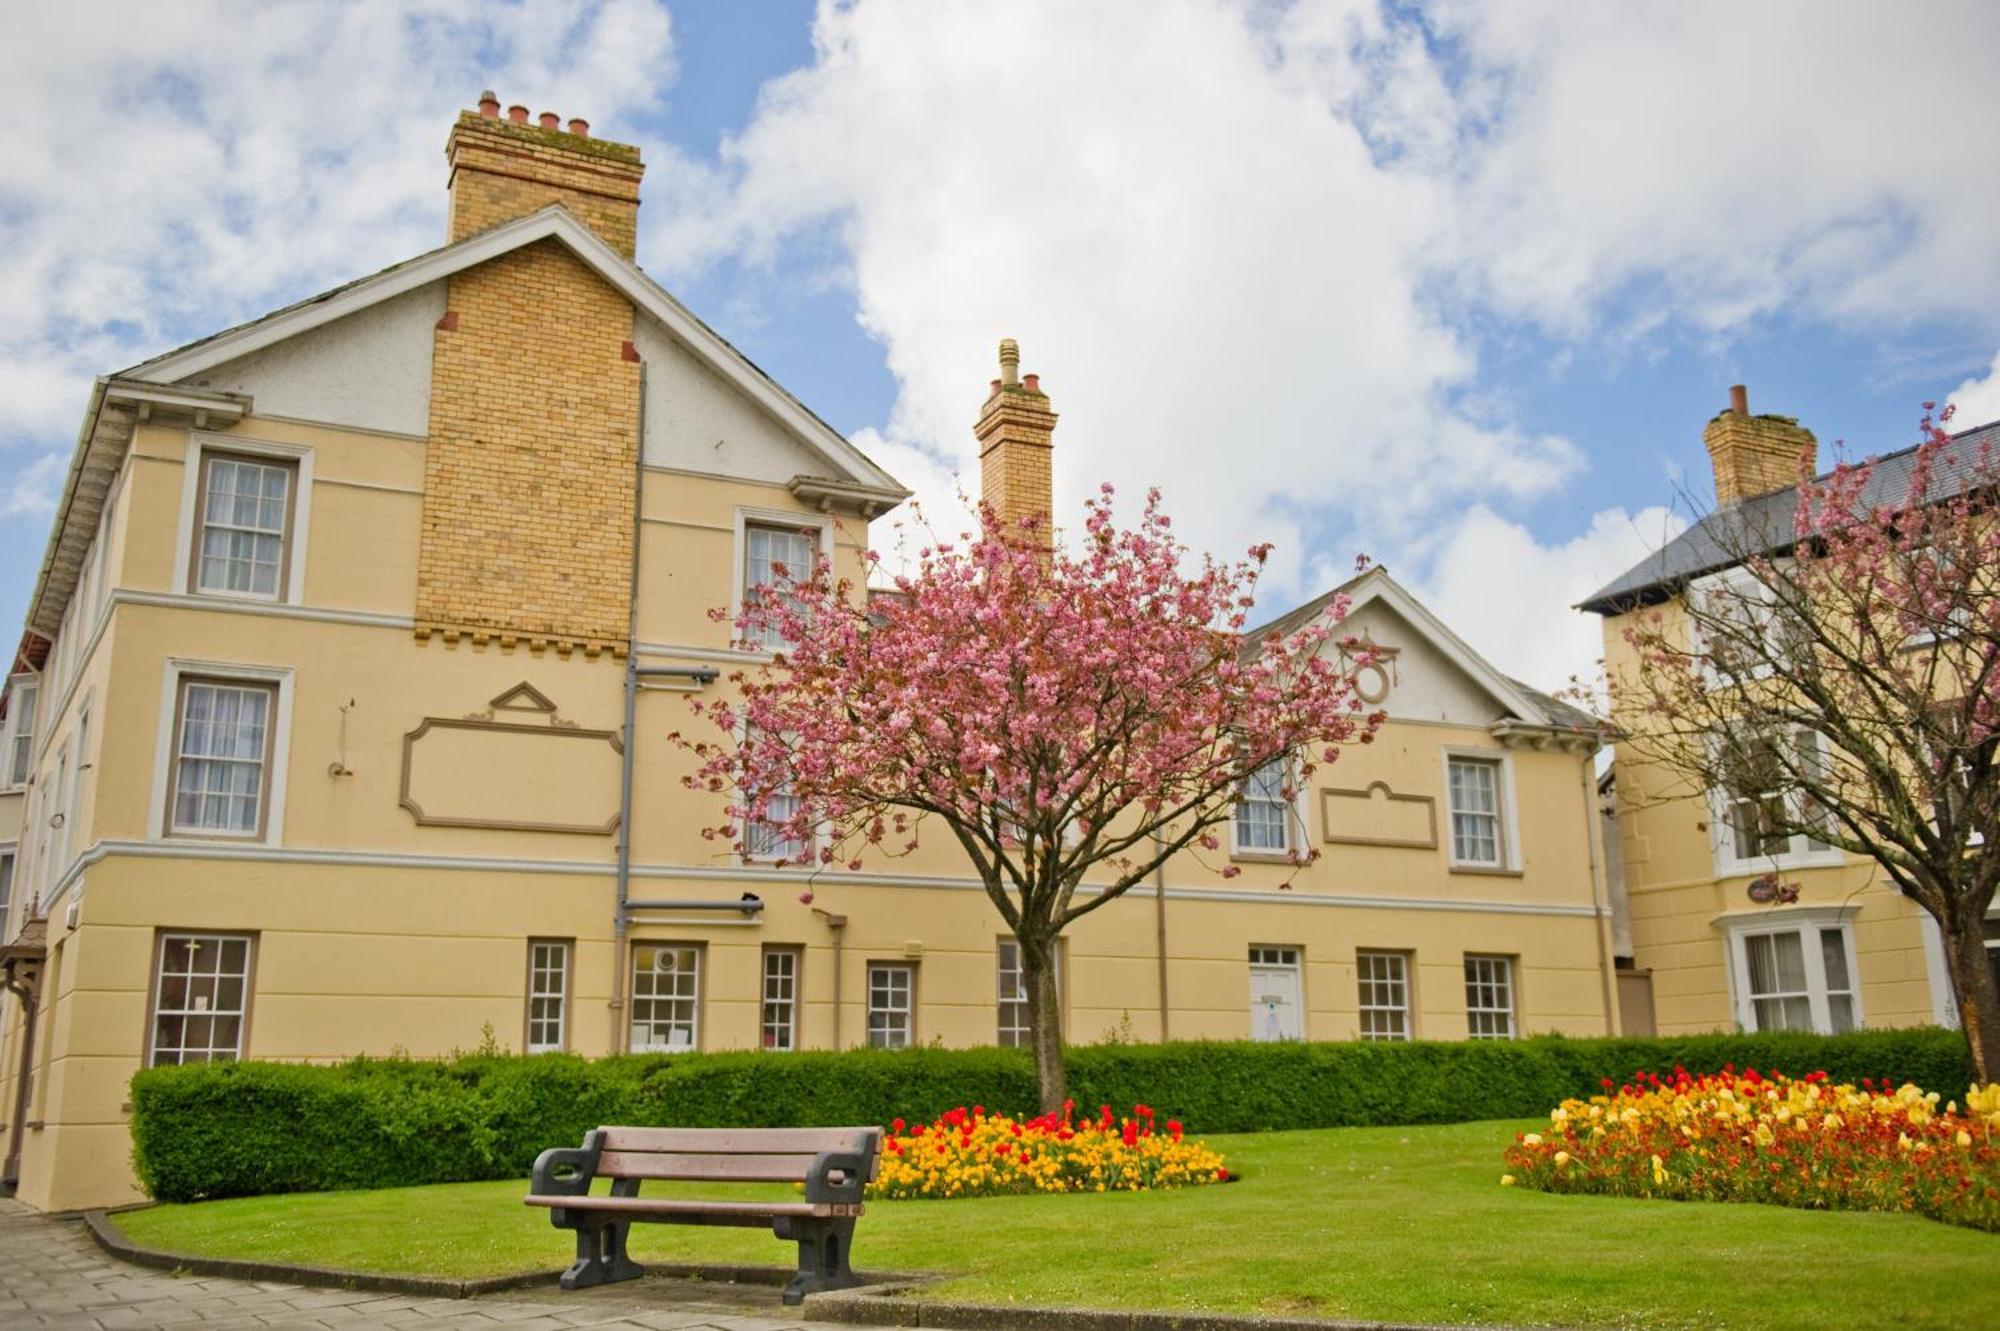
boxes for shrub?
[129,1026,1975,1202]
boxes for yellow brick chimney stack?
[975,338,1058,546]
[1702,383,1817,506]
[415,96,644,658]
[446,90,645,258]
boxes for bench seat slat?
[598,1127,878,1155]
[525,1194,861,1218]
[596,1151,823,1181]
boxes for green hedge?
[130,1027,1974,1203]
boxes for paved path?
[0,1200,815,1331]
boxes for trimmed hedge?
[130,1027,1974,1202]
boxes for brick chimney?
[446,92,645,258]
[975,338,1057,545]
[1703,384,1817,506]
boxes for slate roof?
[1576,418,2000,615]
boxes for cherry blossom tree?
[678,487,1381,1107]
[1613,408,2000,1079]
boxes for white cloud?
[648,0,2000,684]
[0,0,677,505]
[659,0,1582,598]
[1947,349,2000,429]
[1412,504,1688,694]
[1437,0,2000,333]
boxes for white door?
[1249,946,1303,1042]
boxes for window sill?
[1229,850,1297,865]
[1448,863,1524,878]
[1713,852,1847,878]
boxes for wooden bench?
[525,1125,882,1304]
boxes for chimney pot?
[539,111,560,130]
[477,91,501,118]
[508,104,530,124]
[990,378,1002,394]
[1729,384,1748,415]
[998,337,1021,387]
[1023,374,1040,393]
[568,117,589,138]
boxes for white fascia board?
[127,208,906,499]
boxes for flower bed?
[1503,1067,2000,1231]
[869,1102,1229,1199]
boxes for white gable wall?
[634,314,834,484]
[1327,601,1510,726]
[179,281,445,437]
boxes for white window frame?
[733,507,834,652]
[1463,954,1518,1039]
[1248,945,1305,1043]
[630,942,702,1053]
[148,660,294,847]
[1231,755,1306,860]
[761,946,801,1051]
[1355,949,1413,1042]
[147,931,254,1066]
[526,939,571,1054]
[1718,908,1864,1036]
[996,938,1062,1047]
[1442,748,1520,871]
[1708,727,1844,876]
[0,844,16,942]
[866,961,915,1049]
[737,725,818,866]
[4,674,39,790]
[174,433,314,607]
[1692,563,1805,683]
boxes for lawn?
[116,1120,2000,1331]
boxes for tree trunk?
[1942,914,2000,1085]
[1019,933,1068,1112]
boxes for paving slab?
[0,1200,814,1331]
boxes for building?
[0,99,1616,1213]
[1581,387,1997,1039]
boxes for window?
[1463,955,1516,1039]
[1235,758,1293,855]
[149,933,252,1066]
[1446,756,1504,866]
[630,943,701,1052]
[867,962,915,1049]
[526,940,570,1053]
[0,849,14,936]
[1695,565,1806,678]
[743,521,819,648]
[1717,729,1835,869]
[762,946,800,1050]
[996,939,1061,1047]
[193,453,296,599]
[743,749,810,863]
[1728,920,1860,1034]
[997,939,1031,1047]
[168,679,277,837]
[1986,917,2000,999]
[1356,950,1411,1041]
[1249,945,1304,1042]
[5,678,36,787]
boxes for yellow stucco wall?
[1600,603,1949,1038]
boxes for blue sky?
[5,0,1999,690]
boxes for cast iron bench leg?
[773,1215,860,1305]
[559,1179,646,1291]
[561,1218,645,1290]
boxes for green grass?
[116,1121,2000,1330]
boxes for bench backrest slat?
[598,1127,878,1156]
[597,1150,827,1182]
